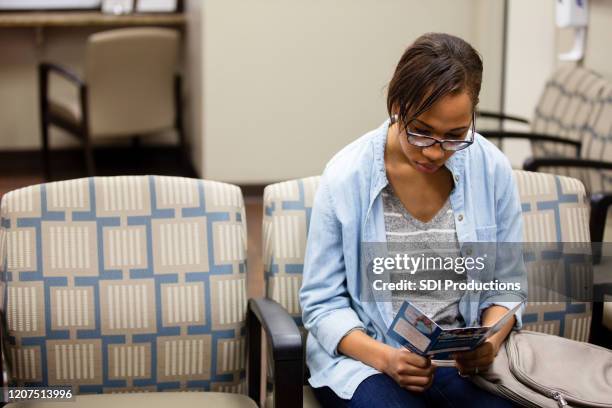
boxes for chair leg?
[131,136,141,149]
[174,74,191,176]
[39,65,51,181]
[83,135,95,177]
[177,126,191,175]
[79,85,95,177]
[41,116,51,182]
[590,194,612,265]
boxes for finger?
[401,352,431,369]
[455,361,477,375]
[404,385,427,393]
[457,363,491,377]
[453,349,477,361]
[454,348,487,361]
[423,372,435,389]
[474,343,495,359]
[397,363,436,377]
[454,348,494,364]
[397,374,433,387]
[456,356,493,372]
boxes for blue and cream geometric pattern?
[0,176,248,394]
[263,171,593,342]
[263,176,319,326]
[514,170,592,342]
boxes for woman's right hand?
[383,347,436,392]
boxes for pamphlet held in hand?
[387,300,524,359]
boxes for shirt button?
[458,214,464,222]
[454,174,459,182]
[466,248,473,256]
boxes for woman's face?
[396,91,473,175]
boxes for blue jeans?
[312,368,517,408]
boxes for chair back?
[262,177,320,328]
[263,171,593,341]
[574,83,612,194]
[85,28,179,138]
[531,66,607,159]
[0,176,248,394]
[514,170,592,341]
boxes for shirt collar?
[370,118,468,199]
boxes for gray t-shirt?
[382,184,466,329]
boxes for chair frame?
[38,62,189,179]
[477,111,583,158]
[247,297,303,407]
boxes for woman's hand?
[453,305,518,376]
[452,339,499,376]
[383,347,436,392]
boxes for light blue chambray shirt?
[299,119,526,399]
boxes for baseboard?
[0,145,197,178]
[0,147,270,197]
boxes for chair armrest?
[38,62,88,138]
[480,130,582,154]
[591,283,612,348]
[477,111,530,125]
[39,62,85,87]
[523,157,612,172]
[0,325,3,390]
[247,297,303,408]
[590,192,612,243]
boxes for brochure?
[387,300,524,359]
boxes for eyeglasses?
[391,112,476,152]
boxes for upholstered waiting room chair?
[479,66,607,162]
[524,82,612,241]
[521,82,612,344]
[261,170,594,407]
[0,176,282,407]
[39,27,186,178]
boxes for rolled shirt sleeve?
[480,161,527,329]
[300,174,366,356]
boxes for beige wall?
[0,1,505,183]
[583,0,612,80]
[184,0,204,172]
[504,0,612,120]
[503,0,612,167]
[197,0,504,183]
[502,0,557,167]
[2,1,610,183]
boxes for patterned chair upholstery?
[514,171,592,341]
[530,65,608,160]
[263,176,320,329]
[576,82,612,194]
[0,176,255,407]
[262,170,594,406]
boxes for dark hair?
[387,33,483,126]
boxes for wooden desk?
[0,11,185,28]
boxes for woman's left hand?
[452,339,499,376]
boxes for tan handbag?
[471,330,612,408]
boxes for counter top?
[0,11,185,27]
